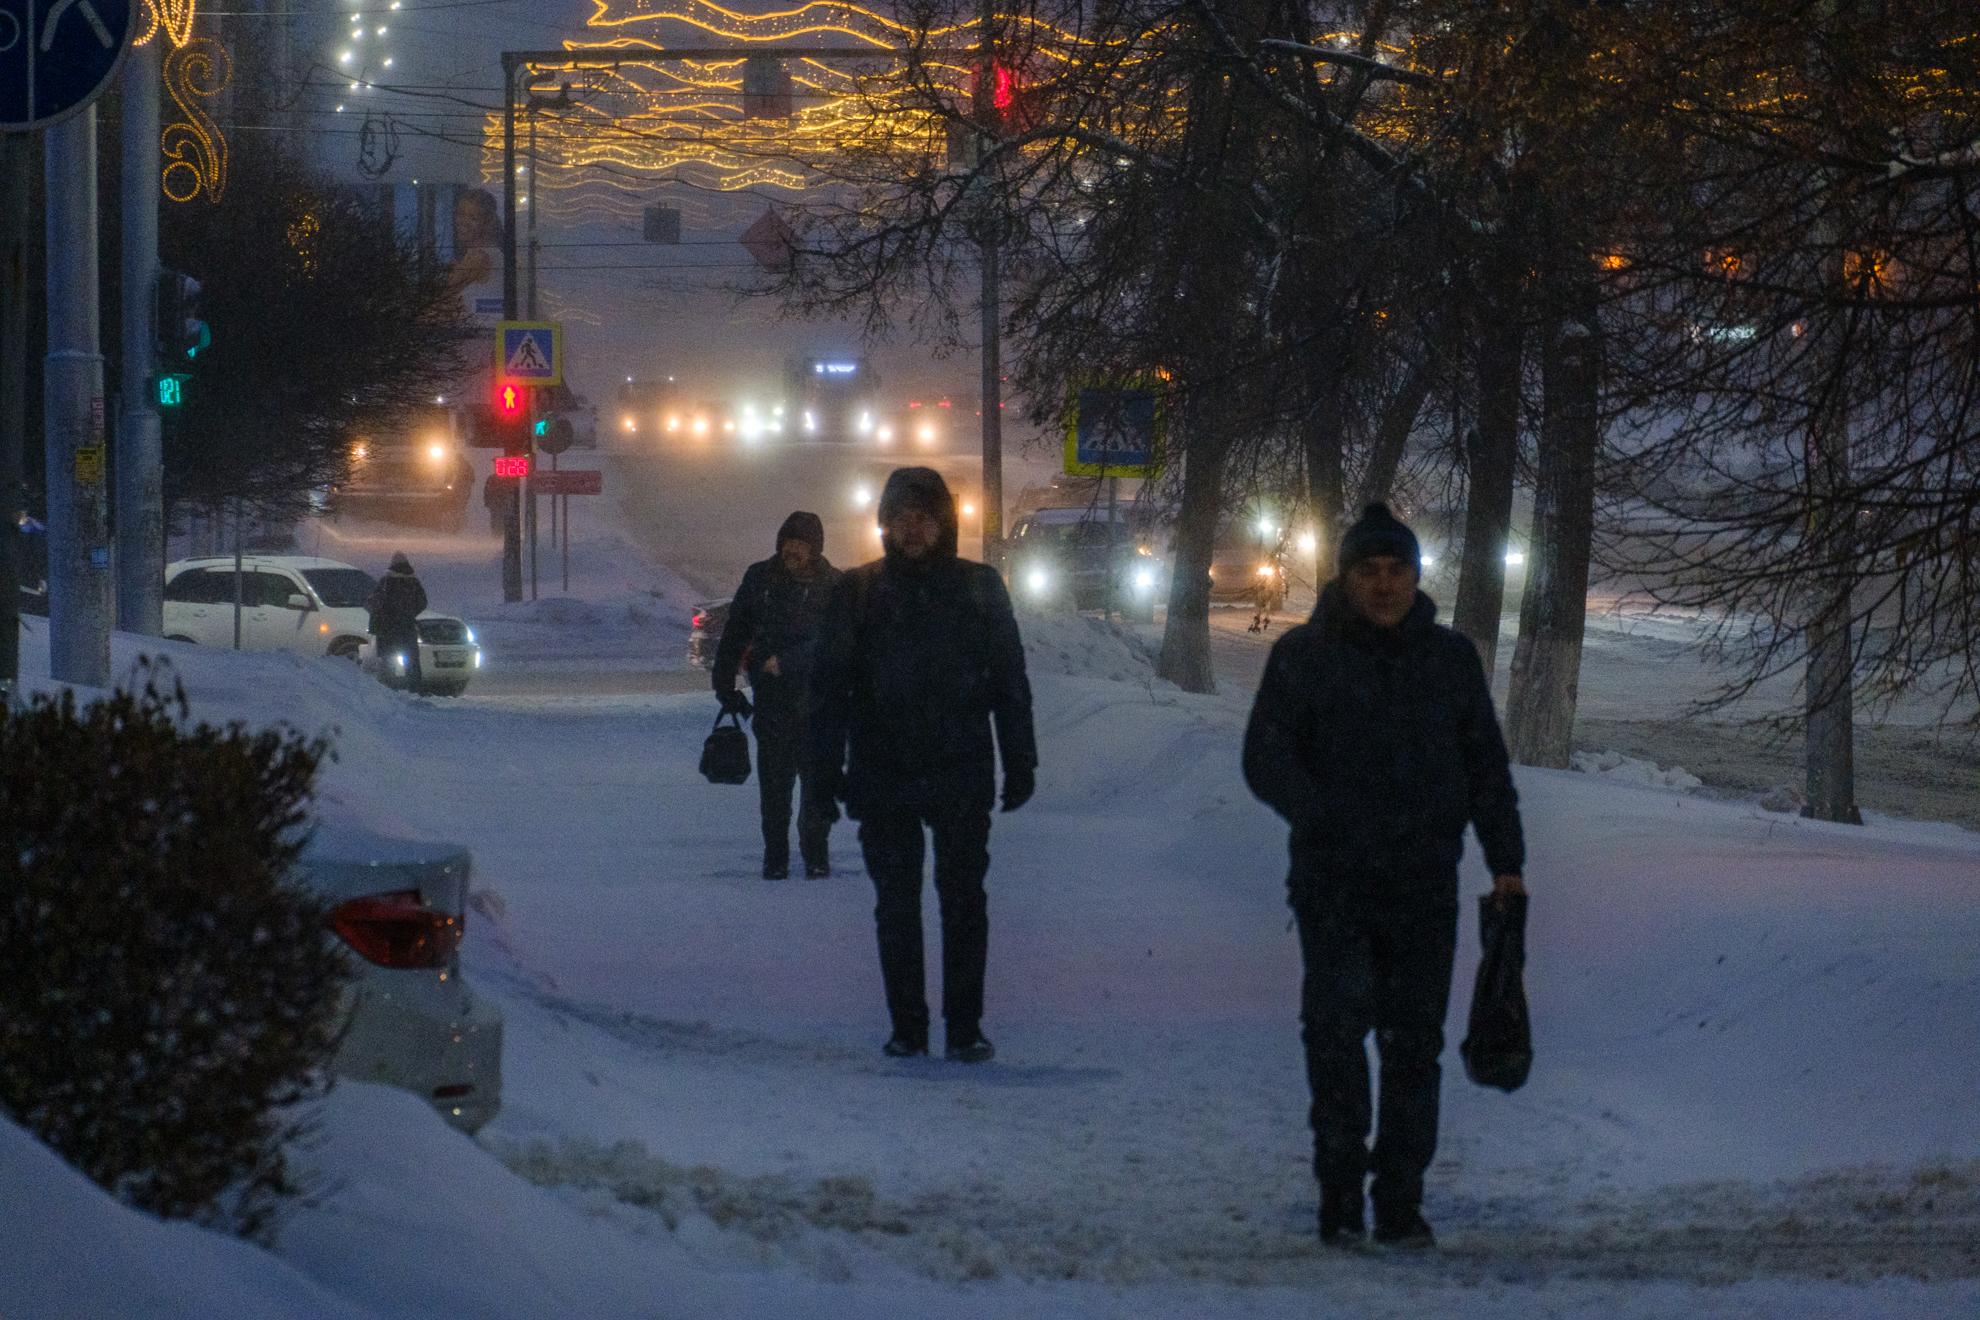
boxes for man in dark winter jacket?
[366,552,428,690]
[1242,503,1525,1250]
[715,511,842,880]
[808,467,1036,1063]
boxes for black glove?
[1000,764,1035,813]
[718,688,752,718]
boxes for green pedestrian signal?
[533,418,548,437]
[156,374,189,407]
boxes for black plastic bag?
[1460,892,1533,1092]
[699,710,751,785]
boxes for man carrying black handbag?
[713,512,841,879]
[1242,504,1526,1250]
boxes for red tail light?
[327,890,462,969]
[691,611,707,629]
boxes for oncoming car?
[1007,506,1165,624]
[360,613,484,697]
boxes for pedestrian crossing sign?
[496,321,562,386]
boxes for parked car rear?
[300,827,503,1133]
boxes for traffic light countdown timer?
[491,381,533,478]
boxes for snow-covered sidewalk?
[5,604,1978,1317]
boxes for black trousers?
[1292,875,1459,1214]
[858,808,991,1042]
[754,709,830,869]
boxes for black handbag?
[1460,892,1533,1092]
[698,710,751,785]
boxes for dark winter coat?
[713,552,841,718]
[1242,582,1523,888]
[365,568,428,648]
[808,469,1036,818]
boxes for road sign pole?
[44,107,112,687]
[526,398,538,603]
[117,39,163,637]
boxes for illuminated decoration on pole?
[135,0,202,49]
[161,37,231,203]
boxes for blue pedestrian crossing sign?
[1064,379,1164,478]
[496,320,562,386]
[0,0,139,132]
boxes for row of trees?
[771,0,1980,821]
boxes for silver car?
[301,827,503,1133]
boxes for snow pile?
[1571,748,1704,793]
[0,1112,364,1320]
[1013,609,1162,685]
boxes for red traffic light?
[496,383,525,418]
[493,455,531,479]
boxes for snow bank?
[0,1113,365,1320]
[1013,608,1162,684]
[1570,748,1704,793]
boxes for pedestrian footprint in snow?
[713,512,842,880]
[1241,503,1527,1250]
[807,467,1036,1064]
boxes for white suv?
[164,556,380,661]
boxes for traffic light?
[155,373,189,408]
[972,58,1036,134]
[156,269,209,361]
[488,381,532,456]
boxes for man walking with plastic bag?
[1242,503,1526,1249]
[714,512,841,879]
[808,467,1035,1063]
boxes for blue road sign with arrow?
[0,0,138,133]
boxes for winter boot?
[762,856,789,881]
[945,1030,995,1064]
[1318,1183,1365,1246]
[803,858,831,879]
[1371,1206,1435,1249]
[882,1032,928,1058]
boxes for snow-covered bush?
[0,666,348,1240]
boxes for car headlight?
[473,650,483,669]
[1133,566,1156,593]
[1255,563,1276,578]
[392,652,408,671]
[1026,567,1051,596]
[463,625,476,645]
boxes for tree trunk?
[1355,355,1432,509]
[1451,233,1525,677]
[1803,383,1861,823]
[1149,0,1270,693]
[1303,388,1346,585]
[1506,269,1600,767]
[1156,411,1228,693]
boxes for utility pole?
[976,0,1004,566]
[44,108,113,688]
[499,55,523,603]
[118,40,164,637]
[1,134,29,699]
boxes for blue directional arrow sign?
[0,0,138,133]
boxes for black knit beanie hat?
[776,510,825,556]
[389,551,414,574]
[1337,503,1420,575]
